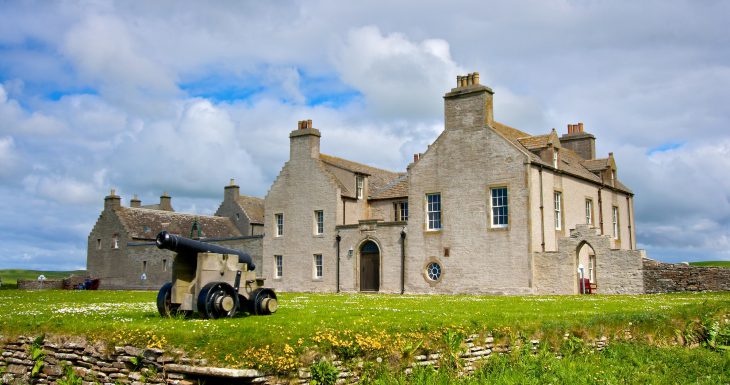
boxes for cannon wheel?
[250,288,278,315]
[197,282,239,319]
[156,282,191,318]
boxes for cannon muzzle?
[156,231,256,270]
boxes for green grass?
[0,290,728,372]
[689,261,730,268]
[364,343,730,384]
[0,269,86,287]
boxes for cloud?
[0,136,20,178]
[333,26,462,120]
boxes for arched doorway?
[360,240,380,292]
[576,241,597,293]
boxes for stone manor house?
[88,73,645,294]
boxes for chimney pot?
[110,188,116,196]
[578,122,584,132]
[467,73,474,86]
[459,76,467,88]
[473,72,480,85]
[230,178,235,186]
[307,119,313,129]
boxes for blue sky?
[1,0,729,270]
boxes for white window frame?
[396,201,408,222]
[612,206,620,240]
[274,255,283,278]
[553,149,559,168]
[313,254,323,279]
[314,210,324,235]
[490,187,509,228]
[275,213,283,237]
[112,234,119,249]
[426,193,442,230]
[554,191,562,230]
[585,199,593,225]
[356,175,364,199]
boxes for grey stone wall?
[16,280,64,290]
[643,259,730,293]
[533,224,644,294]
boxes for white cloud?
[333,26,463,120]
[0,136,20,178]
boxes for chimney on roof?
[445,72,494,131]
[104,189,121,211]
[130,194,141,208]
[224,179,240,203]
[560,121,596,160]
[159,192,173,211]
[290,118,321,160]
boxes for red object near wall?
[579,278,592,294]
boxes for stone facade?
[88,72,650,295]
[258,73,641,295]
[87,186,264,290]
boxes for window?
[313,254,323,279]
[491,188,508,227]
[356,175,364,199]
[162,259,167,272]
[96,239,101,250]
[585,199,593,225]
[314,210,324,235]
[426,193,441,230]
[554,192,562,230]
[274,255,283,278]
[612,207,620,239]
[235,213,241,221]
[395,201,408,222]
[112,234,119,249]
[553,149,559,168]
[426,262,442,281]
[275,213,283,236]
[589,255,596,282]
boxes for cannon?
[154,231,278,319]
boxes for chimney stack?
[560,122,596,160]
[159,192,173,211]
[290,118,321,160]
[104,189,121,211]
[130,194,141,208]
[224,179,240,203]
[445,72,494,130]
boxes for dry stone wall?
[643,258,730,293]
[1,334,613,385]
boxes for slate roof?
[583,158,610,172]
[370,174,408,200]
[491,122,631,194]
[236,195,265,224]
[115,207,241,241]
[319,154,402,199]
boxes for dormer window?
[356,175,364,199]
[112,234,119,249]
[553,149,559,168]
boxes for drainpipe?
[626,196,633,250]
[598,187,604,235]
[539,166,545,252]
[400,227,407,294]
[335,231,341,293]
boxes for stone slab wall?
[1,334,612,385]
[643,258,730,293]
[17,280,64,290]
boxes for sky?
[0,0,729,270]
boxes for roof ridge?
[319,153,401,175]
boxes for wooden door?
[360,241,380,292]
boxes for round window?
[426,262,442,281]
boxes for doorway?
[359,240,380,292]
[576,241,597,293]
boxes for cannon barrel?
[155,231,256,270]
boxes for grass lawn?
[0,269,86,287]
[0,290,728,374]
[689,261,730,268]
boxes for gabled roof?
[491,122,631,193]
[115,207,241,241]
[236,195,264,224]
[583,158,611,172]
[319,153,402,199]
